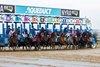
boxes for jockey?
[76,28,80,33]
[66,31,70,38]
[31,26,36,37]
[6,25,11,37]
[63,27,67,34]
[63,27,69,34]
[22,30,28,38]
[76,28,81,37]
[9,28,15,36]
[82,29,87,37]
[82,29,92,37]
[16,27,20,35]
[40,27,45,33]
[88,27,93,36]
[69,27,73,33]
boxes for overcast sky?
[0,0,100,29]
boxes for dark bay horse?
[84,32,92,48]
[9,33,17,50]
[80,31,92,48]
[17,33,31,50]
[48,32,57,49]
[35,33,42,50]
[73,35,80,50]
[40,32,48,49]
[58,33,66,49]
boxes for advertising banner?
[16,5,60,16]
[61,9,79,17]
[0,4,15,13]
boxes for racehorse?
[35,33,42,50]
[73,35,80,50]
[66,34,74,49]
[9,33,17,51]
[40,32,48,49]
[48,32,57,49]
[85,32,92,48]
[79,36,86,48]
[17,32,31,50]
[58,33,65,49]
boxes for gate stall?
[47,17,53,32]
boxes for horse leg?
[41,41,44,50]
[45,42,48,50]
[68,42,71,49]
[23,45,24,50]
[58,42,61,49]
[37,43,39,50]
[25,44,28,50]
[12,43,14,51]
[0,46,1,51]
[51,44,53,49]
[75,42,78,50]
[60,44,62,49]
[18,40,20,49]
[50,44,51,49]
[53,43,55,49]
[34,42,37,50]
[66,43,69,49]
[9,42,12,50]
[0,46,4,51]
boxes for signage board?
[61,9,79,17]
[16,5,61,16]
[0,4,15,13]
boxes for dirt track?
[0,45,100,63]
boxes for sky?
[0,0,100,29]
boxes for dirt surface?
[0,45,100,63]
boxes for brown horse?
[35,33,42,50]
[84,32,92,48]
[73,35,80,50]
[9,33,17,51]
[40,32,48,49]
[48,32,57,49]
[85,36,91,48]
[58,33,65,49]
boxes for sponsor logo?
[26,7,52,15]
[61,9,79,17]
[0,4,15,13]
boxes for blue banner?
[16,5,60,16]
